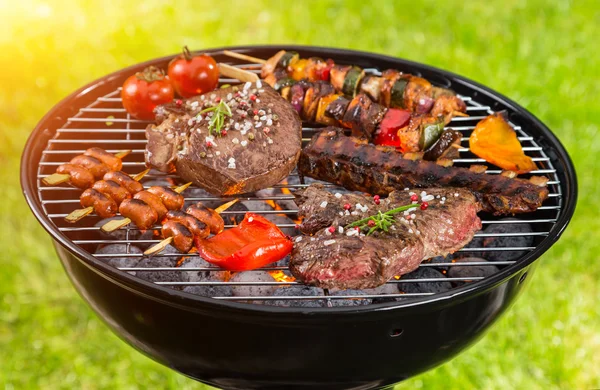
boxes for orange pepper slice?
[469,113,537,174]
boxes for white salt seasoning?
[323,239,336,246]
[256,80,262,88]
[241,140,248,147]
[334,193,342,199]
[295,236,303,243]
[248,217,254,223]
[320,201,328,208]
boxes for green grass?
[1,0,598,388]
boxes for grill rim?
[21,44,578,315]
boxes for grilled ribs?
[298,128,548,215]
[291,184,481,290]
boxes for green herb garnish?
[345,204,417,236]
[198,100,232,137]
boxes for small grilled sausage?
[161,221,194,253]
[134,191,168,219]
[186,203,224,234]
[84,148,122,171]
[70,155,110,179]
[56,164,95,189]
[92,180,131,204]
[103,171,143,194]
[147,186,185,211]
[119,199,158,230]
[164,210,210,239]
[80,188,117,218]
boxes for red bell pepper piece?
[316,59,334,81]
[195,213,293,271]
[373,108,412,149]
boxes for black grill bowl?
[21,45,577,390]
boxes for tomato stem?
[183,46,193,61]
[136,66,166,82]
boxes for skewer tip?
[215,198,239,213]
[101,218,132,233]
[131,168,150,182]
[144,236,174,256]
[42,173,71,186]
[64,206,94,223]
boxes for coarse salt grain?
[455,193,459,197]
[409,229,414,234]
[422,195,435,202]
[334,193,342,199]
[228,157,235,163]
[215,151,221,156]
[404,187,410,191]
[267,138,273,144]
[232,138,240,144]
[339,212,344,217]
[248,217,254,222]
[243,82,251,90]
[241,140,248,147]
[338,226,344,234]
[320,201,328,208]
[256,80,262,88]
[295,236,303,243]
[323,239,336,246]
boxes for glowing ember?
[269,270,296,283]
[393,275,401,280]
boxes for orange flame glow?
[269,270,296,283]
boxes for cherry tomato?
[121,66,174,120]
[168,46,219,98]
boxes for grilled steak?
[146,82,302,195]
[291,184,481,290]
[298,128,549,215]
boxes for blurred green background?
[1,0,598,388]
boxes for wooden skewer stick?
[42,173,71,186]
[143,237,174,256]
[64,207,95,223]
[100,182,193,233]
[143,198,239,256]
[222,50,266,64]
[63,169,151,224]
[42,150,133,186]
[218,63,258,83]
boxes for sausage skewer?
[100,182,192,233]
[42,149,132,187]
[143,198,239,256]
[64,168,150,223]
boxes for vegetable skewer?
[224,50,467,120]
[42,149,132,187]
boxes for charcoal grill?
[21,45,576,389]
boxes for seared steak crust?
[298,128,548,215]
[290,184,481,290]
[146,82,302,195]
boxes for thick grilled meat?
[146,82,302,195]
[298,128,548,215]
[291,184,481,290]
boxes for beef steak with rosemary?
[298,128,549,215]
[291,184,481,290]
[145,81,302,195]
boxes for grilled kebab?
[298,128,549,215]
[260,50,466,120]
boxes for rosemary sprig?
[345,204,418,236]
[198,100,232,137]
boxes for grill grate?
[35,50,563,305]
